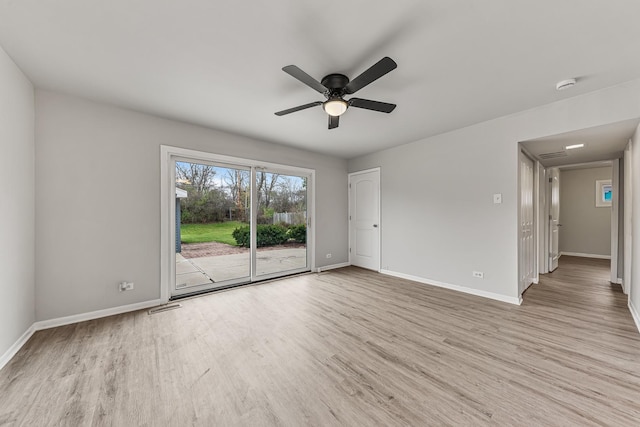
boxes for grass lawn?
[180,221,245,245]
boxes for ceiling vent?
[539,151,568,159]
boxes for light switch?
[493,193,502,204]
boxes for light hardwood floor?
[1,256,640,426]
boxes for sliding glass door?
[169,151,312,298]
[254,169,308,278]
[174,159,251,296]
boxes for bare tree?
[271,176,307,215]
[176,162,216,194]
[224,169,250,221]
[256,171,280,210]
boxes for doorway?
[548,167,560,272]
[550,163,617,275]
[161,146,314,300]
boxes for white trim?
[615,278,623,285]
[33,299,164,330]
[556,160,613,170]
[316,262,350,272]
[348,167,381,177]
[610,159,619,283]
[380,269,522,305]
[164,146,315,176]
[0,325,36,371]
[623,141,633,295]
[560,251,611,260]
[629,300,640,334]
[1,299,165,370]
[160,145,172,303]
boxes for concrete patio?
[176,247,307,288]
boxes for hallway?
[526,255,628,317]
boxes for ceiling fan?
[275,57,397,129]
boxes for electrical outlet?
[472,271,484,279]
[119,281,134,291]
[326,253,332,259]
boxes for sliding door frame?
[160,145,315,302]
[171,156,252,296]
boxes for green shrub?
[232,224,289,248]
[287,224,306,243]
[260,224,288,247]
[232,226,250,247]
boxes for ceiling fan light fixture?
[323,98,348,116]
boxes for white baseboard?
[1,298,165,372]
[629,300,640,334]
[616,278,623,285]
[0,325,36,372]
[380,269,521,305]
[33,298,165,331]
[560,251,611,260]
[316,262,350,272]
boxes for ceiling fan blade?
[275,101,322,116]
[344,57,397,94]
[328,115,339,129]
[348,98,396,113]
[282,65,328,94]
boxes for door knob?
[373,224,378,228]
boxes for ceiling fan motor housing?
[321,73,350,95]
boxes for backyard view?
[175,161,308,293]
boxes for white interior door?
[549,167,561,272]
[349,169,380,271]
[538,164,549,275]
[519,152,535,294]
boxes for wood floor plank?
[1,256,640,426]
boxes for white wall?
[629,125,640,327]
[559,167,612,257]
[35,90,348,321]
[349,78,640,302]
[0,46,35,361]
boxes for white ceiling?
[521,118,639,167]
[2,0,640,159]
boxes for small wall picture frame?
[595,179,612,207]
